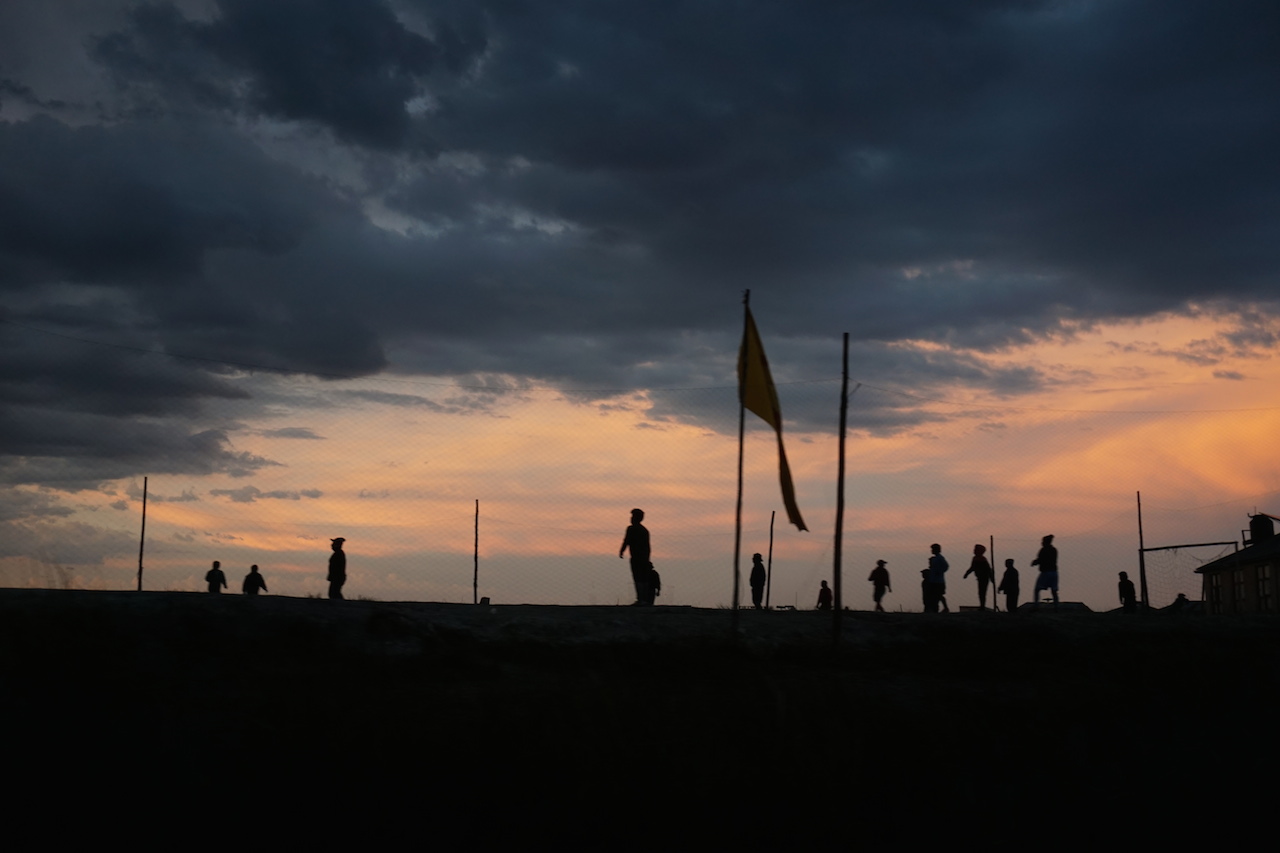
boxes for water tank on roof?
[1248,513,1275,545]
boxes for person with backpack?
[619,508,655,606]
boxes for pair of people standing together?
[204,560,268,595]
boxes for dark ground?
[2,589,1275,845]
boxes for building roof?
[1195,534,1280,574]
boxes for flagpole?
[1137,491,1149,610]
[833,333,849,645]
[765,509,776,610]
[990,533,996,611]
[473,498,480,605]
[732,290,750,636]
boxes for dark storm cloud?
[124,481,200,502]
[333,386,524,415]
[0,518,135,564]
[208,485,322,502]
[94,0,484,148]
[258,427,323,440]
[0,414,278,491]
[0,116,336,283]
[0,322,280,489]
[0,78,69,112]
[0,488,75,522]
[1102,310,1280,367]
[1,0,1279,490]
[0,108,387,489]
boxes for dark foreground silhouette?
[1,589,1272,847]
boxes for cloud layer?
[1,0,1279,496]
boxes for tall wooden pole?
[1136,491,1149,610]
[732,290,750,636]
[833,333,849,645]
[136,476,148,592]
[765,509,776,609]
[473,499,480,605]
[990,534,996,610]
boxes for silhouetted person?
[328,537,347,600]
[205,560,226,594]
[619,508,653,605]
[964,544,994,609]
[1031,534,1059,610]
[816,580,832,610]
[998,559,1020,612]
[1168,592,1189,612]
[1118,571,1137,613]
[924,544,948,613]
[868,559,891,612]
[749,553,767,609]
[242,564,268,596]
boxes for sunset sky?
[2,1,1278,611]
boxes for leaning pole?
[832,333,849,646]
[136,476,148,591]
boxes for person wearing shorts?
[1031,535,1059,609]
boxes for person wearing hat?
[998,558,1020,613]
[328,537,347,600]
[924,543,949,613]
[868,559,891,612]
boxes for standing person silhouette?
[1031,535,1059,610]
[1118,571,1137,613]
[328,537,347,600]
[998,559,1020,613]
[619,509,653,606]
[242,564,268,596]
[868,560,891,612]
[816,580,832,610]
[964,544,994,609]
[749,553,767,610]
[205,560,226,594]
[924,544,949,613]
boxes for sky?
[1,0,1278,611]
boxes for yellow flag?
[738,307,807,531]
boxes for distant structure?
[1196,513,1280,614]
